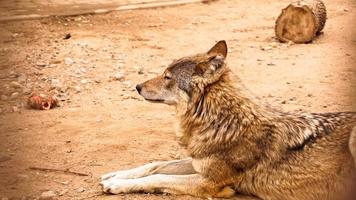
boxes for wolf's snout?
[136,84,142,94]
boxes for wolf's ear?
[207,40,227,58]
[194,55,225,76]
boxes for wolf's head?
[136,40,228,107]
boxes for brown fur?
[101,41,356,200]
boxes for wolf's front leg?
[100,174,235,198]
[101,158,194,180]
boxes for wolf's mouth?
[145,98,164,103]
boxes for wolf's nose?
[136,84,142,94]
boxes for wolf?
[100,41,356,200]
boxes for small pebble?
[36,61,47,67]
[64,57,74,65]
[138,67,144,75]
[73,86,81,93]
[11,106,20,112]
[39,191,57,200]
[10,92,19,100]
[59,189,68,196]
[76,187,85,193]
[111,72,125,81]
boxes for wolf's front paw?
[100,179,134,194]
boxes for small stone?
[36,61,47,67]
[22,88,32,95]
[73,86,81,93]
[17,75,27,83]
[287,41,294,46]
[80,67,87,73]
[16,174,29,179]
[111,72,125,81]
[51,79,63,89]
[60,181,69,185]
[260,46,272,51]
[9,71,19,78]
[10,92,19,100]
[123,81,132,88]
[10,81,22,89]
[63,33,71,40]
[64,57,74,65]
[76,187,85,193]
[289,97,297,101]
[269,42,278,48]
[122,94,130,100]
[138,67,144,75]
[281,100,286,104]
[267,63,275,66]
[130,96,140,100]
[59,189,68,196]
[40,191,57,200]
[307,94,313,97]
[80,79,88,84]
[11,106,20,112]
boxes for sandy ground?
[0,0,162,18]
[0,0,355,199]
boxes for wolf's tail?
[350,127,356,167]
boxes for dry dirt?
[0,0,355,199]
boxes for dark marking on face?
[168,60,196,96]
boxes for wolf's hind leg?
[101,158,194,180]
[100,174,235,198]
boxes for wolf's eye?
[164,75,172,80]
